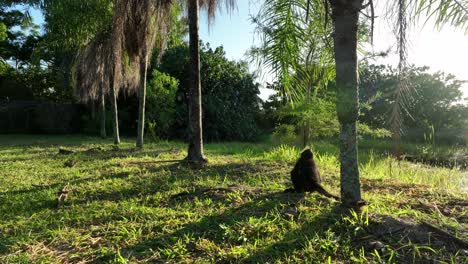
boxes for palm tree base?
[185,144,208,169]
[185,157,208,169]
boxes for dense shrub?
[156,43,262,141]
[145,69,178,139]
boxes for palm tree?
[254,0,467,207]
[328,0,363,206]
[185,0,236,165]
[328,0,467,207]
[75,0,174,146]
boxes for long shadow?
[69,161,280,207]
[0,171,132,196]
[241,204,344,263]
[0,147,181,197]
[1,160,277,216]
[0,144,179,165]
[0,171,133,220]
[53,147,182,165]
[118,190,347,263]
[0,156,41,163]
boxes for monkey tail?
[316,184,340,200]
[283,187,297,193]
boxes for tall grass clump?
[263,145,301,163]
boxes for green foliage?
[414,0,468,33]
[360,64,468,144]
[0,62,73,101]
[265,87,392,143]
[146,69,179,139]
[165,2,188,49]
[156,43,261,141]
[0,7,40,67]
[251,0,335,101]
[272,124,296,144]
[0,22,6,41]
[0,5,75,101]
[41,0,113,49]
[278,97,340,139]
[358,123,391,139]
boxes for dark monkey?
[285,149,339,199]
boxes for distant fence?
[0,100,85,134]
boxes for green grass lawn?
[0,135,466,263]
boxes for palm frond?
[75,0,174,102]
[414,0,468,33]
[250,0,334,103]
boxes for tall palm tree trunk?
[99,83,106,138]
[109,71,120,145]
[136,51,149,149]
[186,0,207,164]
[331,0,362,206]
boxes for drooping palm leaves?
[41,0,113,50]
[414,0,468,33]
[387,0,467,156]
[73,0,174,144]
[251,0,335,102]
[255,0,466,206]
[107,0,173,99]
[386,0,413,158]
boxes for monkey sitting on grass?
[284,149,339,200]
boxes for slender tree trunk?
[186,0,207,165]
[109,72,120,145]
[302,80,312,148]
[331,0,362,207]
[99,84,106,138]
[302,125,310,148]
[108,0,125,145]
[392,0,407,159]
[90,100,96,120]
[136,52,148,149]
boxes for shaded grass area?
[0,135,466,263]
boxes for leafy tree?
[0,6,61,101]
[360,64,467,144]
[0,6,40,67]
[0,22,6,41]
[254,0,467,207]
[156,43,261,142]
[251,0,337,147]
[39,0,113,138]
[146,69,178,138]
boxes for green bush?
[156,43,261,141]
[272,124,296,145]
[145,69,178,139]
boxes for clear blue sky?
[199,1,261,61]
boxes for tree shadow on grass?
[0,171,132,197]
[69,161,288,207]
[118,189,349,263]
[0,171,133,220]
[241,205,345,263]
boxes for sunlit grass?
[0,135,466,263]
